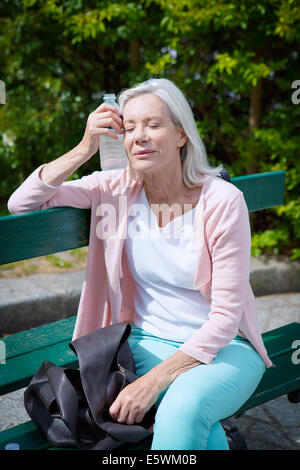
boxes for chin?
[131,158,157,172]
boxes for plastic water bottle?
[99,93,127,170]
[5,442,20,450]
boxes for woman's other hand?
[109,350,201,425]
[109,371,161,425]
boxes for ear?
[177,127,187,148]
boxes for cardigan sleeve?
[7,164,100,214]
[179,192,252,364]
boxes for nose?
[133,125,149,143]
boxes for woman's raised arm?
[7,103,123,213]
[40,103,123,186]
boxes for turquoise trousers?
[127,326,266,450]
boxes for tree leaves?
[0,0,299,258]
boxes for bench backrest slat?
[0,171,285,265]
[0,207,90,264]
[231,171,285,212]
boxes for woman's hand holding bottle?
[79,103,124,161]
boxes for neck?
[142,162,186,205]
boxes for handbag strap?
[69,323,155,444]
[69,323,131,426]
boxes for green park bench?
[0,169,299,450]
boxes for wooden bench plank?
[3,316,76,359]
[235,322,300,414]
[0,171,285,265]
[236,353,300,414]
[260,322,300,357]
[0,207,90,264]
[1,341,298,450]
[231,171,285,212]
[1,320,299,403]
[0,317,78,395]
[0,419,153,451]
[0,421,50,450]
[0,342,78,395]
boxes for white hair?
[117,78,224,187]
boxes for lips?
[134,150,155,156]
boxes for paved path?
[0,291,299,450]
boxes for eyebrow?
[123,115,163,124]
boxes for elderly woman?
[8,78,272,450]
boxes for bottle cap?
[103,93,116,104]
[5,442,20,450]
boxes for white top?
[124,187,211,342]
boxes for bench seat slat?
[1,347,299,450]
[0,421,50,450]
[260,322,300,357]
[1,321,299,401]
[235,348,300,414]
[0,322,298,449]
[0,342,78,395]
[0,419,153,450]
[3,316,76,359]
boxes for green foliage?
[0,0,299,260]
[251,228,290,257]
[45,254,73,268]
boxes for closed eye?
[124,122,161,133]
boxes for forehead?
[123,93,170,121]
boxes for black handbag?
[24,323,156,450]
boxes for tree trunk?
[247,76,263,174]
[249,77,263,131]
[129,39,141,70]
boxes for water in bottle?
[99,93,127,170]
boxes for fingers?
[95,103,123,128]
[109,404,128,424]
[109,398,131,424]
[96,112,124,135]
[99,127,119,140]
[86,112,123,143]
[95,102,122,116]
[91,108,123,138]
[109,397,145,425]
[108,376,156,426]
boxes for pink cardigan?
[7,165,273,368]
